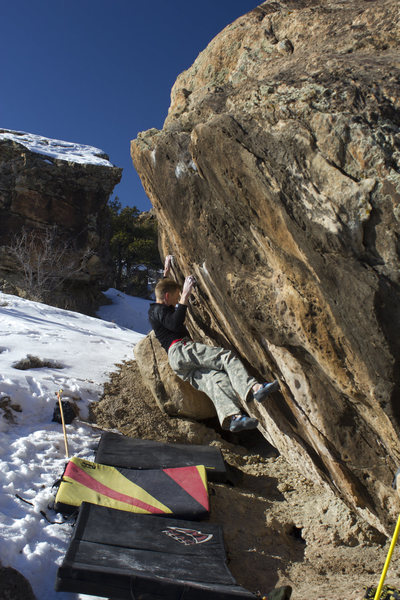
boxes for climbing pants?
[168,340,257,429]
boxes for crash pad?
[95,431,227,482]
[54,457,209,519]
[55,502,256,599]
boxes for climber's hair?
[155,278,181,301]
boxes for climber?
[148,255,280,432]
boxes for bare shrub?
[12,354,64,370]
[6,226,81,303]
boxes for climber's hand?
[181,276,196,304]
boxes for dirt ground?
[91,360,400,600]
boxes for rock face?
[135,332,216,419]
[0,130,121,313]
[131,0,400,533]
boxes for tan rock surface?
[134,332,216,419]
[131,0,400,532]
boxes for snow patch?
[175,161,186,178]
[0,129,114,167]
[175,159,198,179]
[97,288,151,334]
[0,290,149,599]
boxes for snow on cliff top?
[0,129,114,167]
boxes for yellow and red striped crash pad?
[54,457,209,519]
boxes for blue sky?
[1,1,259,211]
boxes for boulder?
[131,0,400,533]
[134,332,216,419]
[0,130,121,313]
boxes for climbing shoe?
[229,415,259,432]
[253,380,280,402]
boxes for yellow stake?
[374,514,400,600]
[57,389,69,458]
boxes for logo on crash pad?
[162,526,213,545]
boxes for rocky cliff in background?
[0,130,121,313]
[131,0,400,533]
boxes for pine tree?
[108,198,161,295]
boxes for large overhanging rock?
[0,130,122,312]
[131,0,400,533]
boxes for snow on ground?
[0,291,149,599]
[97,288,152,334]
[0,129,114,167]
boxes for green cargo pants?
[168,340,257,429]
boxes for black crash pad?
[55,502,255,600]
[95,432,227,482]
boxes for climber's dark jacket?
[148,303,190,352]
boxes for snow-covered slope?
[0,291,149,599]
[97,288,152,333]
[0,129,114,166]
